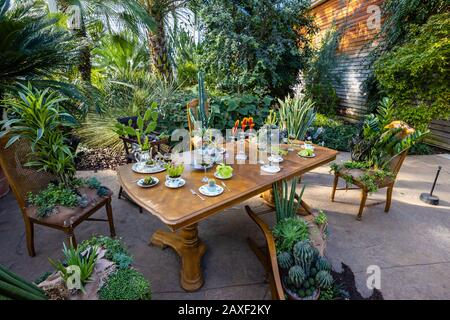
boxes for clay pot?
[0,165,9,198]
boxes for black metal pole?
[430,166,442,196]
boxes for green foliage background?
[374,13,450,131]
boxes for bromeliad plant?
[278,95,316,141]
[332,98,428,193]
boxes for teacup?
[166,176,181,187]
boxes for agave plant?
[278,95,316,141]
[49,242,99,291]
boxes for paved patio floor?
[0,153,449,300]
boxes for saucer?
[165,178,186,189]
[261,165,281,174]
[268,155,284,163]
[214,172,233,180]
[199,185,224,197]
[137,177,159,188]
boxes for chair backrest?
[186,99,209,135]
[0,137,55,210]
[387,149,409,176]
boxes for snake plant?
[273,178,305,223]
[0,264,47,300]
[278,95,316,140]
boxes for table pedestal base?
[150,223,206,292]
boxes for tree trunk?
[77,22,92,83]
[147,16,172,81]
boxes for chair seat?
[26,187,112,227]
[338,168,394,188]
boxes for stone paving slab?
[0,153,449,300]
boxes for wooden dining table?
[116,143,338,292]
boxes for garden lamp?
[420,166,442,205]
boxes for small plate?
[214,172,233,180]
[268,155,284,163]
[261,165,281,174]
[298,153,316,158]
[137,177,159,188]
[165,178,186,189]
[199,185,224,197]
[132,163,166,174]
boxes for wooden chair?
[0,137,116,256]
[186,99,209,150]
[245,206,285,300]
[331,150,409,221]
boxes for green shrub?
[374,13,450,131]
[198,0,316,96]
[312,124,359,152]
[409,143,434,155]
[99,269,151,300]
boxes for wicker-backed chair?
[331,150,408,221]
[0,137,116,256]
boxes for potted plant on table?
[164,163,185,187]
[114,103,159,164]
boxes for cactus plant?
[277,252,294,270]
[316,270,333,289]
[197,72,208,128]
[288,265,306,288]
[315,256,332,272]
[293,240,315,276]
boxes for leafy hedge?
[374,13,450,131]
[157,90,273,134]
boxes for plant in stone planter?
[38,237,151,300]
[49,243,99,292]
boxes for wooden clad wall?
[310,0,384,121]
[310,0,450,150]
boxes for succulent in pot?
[164,163,184,186]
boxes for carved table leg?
[150,223,206,292]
